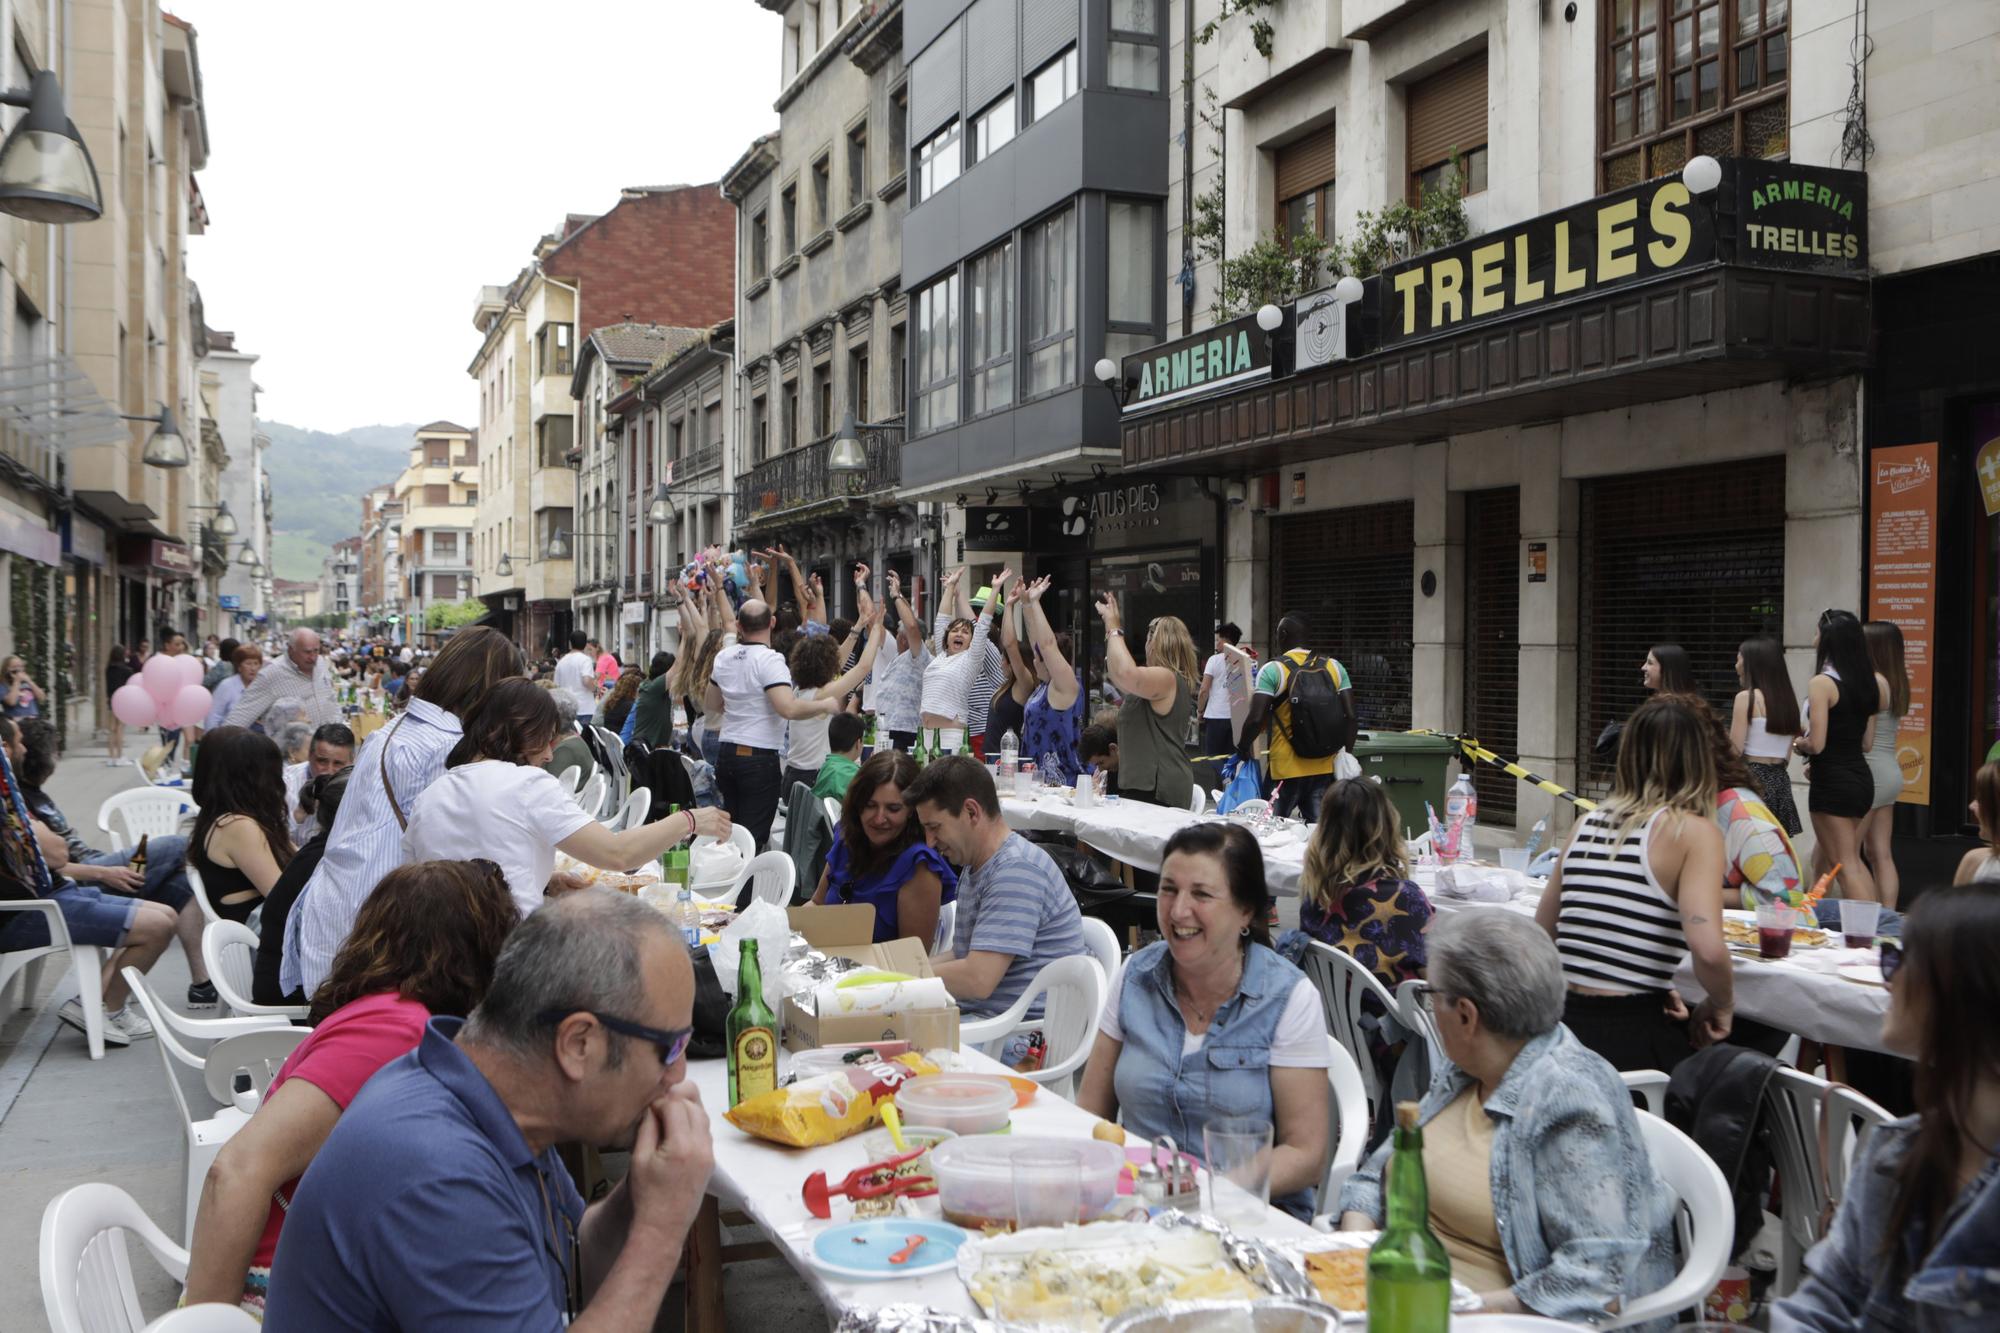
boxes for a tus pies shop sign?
[1378,159,1867,349]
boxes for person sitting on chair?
[812,750,957,945]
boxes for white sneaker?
[57,998,131,1047]
[110,1005,154,1041]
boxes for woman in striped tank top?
[1535,696,1735,1073]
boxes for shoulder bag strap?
[378,715,411,831]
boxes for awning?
[0,354,137,453]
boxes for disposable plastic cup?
[1499,847,1531,873]
[1839,899,1880,949]
[1202,1116,1273,1226]
[1755,903,1796,959]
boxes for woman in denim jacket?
[1774,885,2000,1332]
[1337,911,1675,1327]
[1077,822,1330,1219]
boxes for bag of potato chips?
[724,1050,940,1147]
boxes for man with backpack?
[1233,614,1357,822]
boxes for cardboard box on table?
[780,904,961,1052]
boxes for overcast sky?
[173,1,780,434]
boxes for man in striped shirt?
[906,755,1086,1019]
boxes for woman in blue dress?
[1012,576,1086,785]
[811,750,957,945]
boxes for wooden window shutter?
[1274,124,1337,202]
[1407,52,1488,172]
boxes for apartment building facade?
[471,185,733,660]
[726,0,923,623]
[200,328,267,633]
[1100,0,1991,862]
[357,484,403,638]
[392,421,477,639]
[320,535,360,627]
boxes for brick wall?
[545,184,736,340]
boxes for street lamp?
[0,70,102,224]
[190,500,237,537]
[495,550,515,579]
[1255,303,1284,333]
[134,403,188,468]
[235,544,262,574]
[1094,356,1137,409]
[645,481,728,526]
[544,528,619,561]
[827,411,869,475]
[1682,154,1723,194]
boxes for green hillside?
[261,421,417,580]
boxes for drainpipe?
[1181,0,1194,336]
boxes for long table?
[1000,791,1310,897]
[682,1049,1319,1324]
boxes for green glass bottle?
[1366,1101,1453,1333]
[726,939,779,1108]
[912,727,929,766]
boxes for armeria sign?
[1732,160,1868,273]
[1118,309,1276,414]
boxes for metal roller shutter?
[1274,124,1337,203]
[1407,51,1488,172]
[1577,459,1786,796]
[911,21,964,142]
[1022,0,1078,73]
[1271,502,1414,732]
[965,0,1017,112]
[1463,488,1520,820]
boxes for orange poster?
[1867,444,1937,805]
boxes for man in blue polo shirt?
[907,755,1087,1019]
[265,892,712,1330]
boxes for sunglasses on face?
[1878,937,1903,984]
[537,1009,693,1067]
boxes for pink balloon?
[170,684,213,730]
[174,654,204,690]
[112,682,159,727]
[141,654,181,703]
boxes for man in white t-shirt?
[553,630,598,723]
[1197,622,1247,758]
[706,599,851,848]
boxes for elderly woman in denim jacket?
[1774,885,2000,1333]
[1077,822,1330,1219]
[1338,911,1675,1326]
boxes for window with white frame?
[1025,46,1078,124]
[1023,206,1076,398]
[912,272,960,435]
[914,120,961,202]
[967,240,1014,416]
[969,93,1016,166]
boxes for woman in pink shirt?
[183,859,520,1317]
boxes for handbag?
[1217,756,1263,814]
[687,946,732,1060]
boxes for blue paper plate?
[809,1218,970,1280]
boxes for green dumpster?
[1350,731,1460,840]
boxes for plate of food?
[1722,914,1829,952]
[958,1221,1285,1330]
[1277,1234,1481,1321]
[809,1218,970,1280]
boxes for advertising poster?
[1867,443,1938,805]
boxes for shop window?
[1601,0,1788,190]
[1577,459,1786,796]
[969,93,1016,167]
[1407,53,1489,204]
[1024,206,1077,399]
[915,120,961,202]
[912,272,960,435]
[1275,125,1337,243]
[967,240,1015,416]
[847,121,869,203]
[1026,47,1078,124]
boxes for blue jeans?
[715,745,782,850]
[82,833,192,912]
[1272,771,1333,822]
[700,730,722,770]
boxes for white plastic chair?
[957,954,1104,1098]
[1230,798,1271,819]
[185,863,224,929]
[1621,1068,1670,1116]
[576,771,610,820]
[201,921,310,1022]
[821,795,843,830]
[1765,1067,1895,1295]
[123,970,296,1098]
[1315,1033,1372,1217]
[39,1182,190,1333]
[1300,940,1402,1117]
[95,788,198,845]
[603,785,652,833]
[695,825,757,862]
[1187,785,1207,814]
[143,1306,263,1331]
[0,899,111,1059]
[1393,977,1446,1079]
[554,763,582,796]
[1605,1113,1732,1329]
[728,850,797,909]
[1078,916,1121,985]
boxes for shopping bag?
[1216,756,1262,814]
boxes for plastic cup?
[1074,772,1093,808]
[1202,1116,1274,1226]
[1499,847,1531,873]
[1014,762,1036,799]
[1011,1148,1083,1230]
[1755,903,1796,959]
[1839,899,1880,949]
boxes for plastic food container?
[891,1074,1016,1136]
[928,1134,1127,1231]
[856,1123,958,1166]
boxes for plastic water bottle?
[998,728,1019,781]
[1443,772,1478,864]
[674,884,700,951]
[1524,815,1549,859]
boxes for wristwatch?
[1106,629,1125,637]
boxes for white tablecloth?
[1428,891,1894,1055]
[1000,793,1309,897]
[687,1049,1319,1321]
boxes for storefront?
[1116,159,1872,831]
[117,537,198,645]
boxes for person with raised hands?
[1013,575,1086,784]
[919,566,1010,756]
[876,568,930,751]
[1096,593,1199,811]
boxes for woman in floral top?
[1299,777,1433,984]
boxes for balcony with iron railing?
[680,442,723,478]
[734,422,903,529]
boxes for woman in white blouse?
[919,566,1011,754]
[403,677,731,915]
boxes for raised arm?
[852,562,876,622]
[1000,597,1034,706]
[1020,577,1077,709]
[1096,593,1176,703]
[825,607,888,699]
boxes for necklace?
[1174,958,1244,1026]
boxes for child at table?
[1298,777,1433,986]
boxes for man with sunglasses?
[265,891,713,1330]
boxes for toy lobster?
[801,1147,938,1219]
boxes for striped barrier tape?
[1410,730,1599,813]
